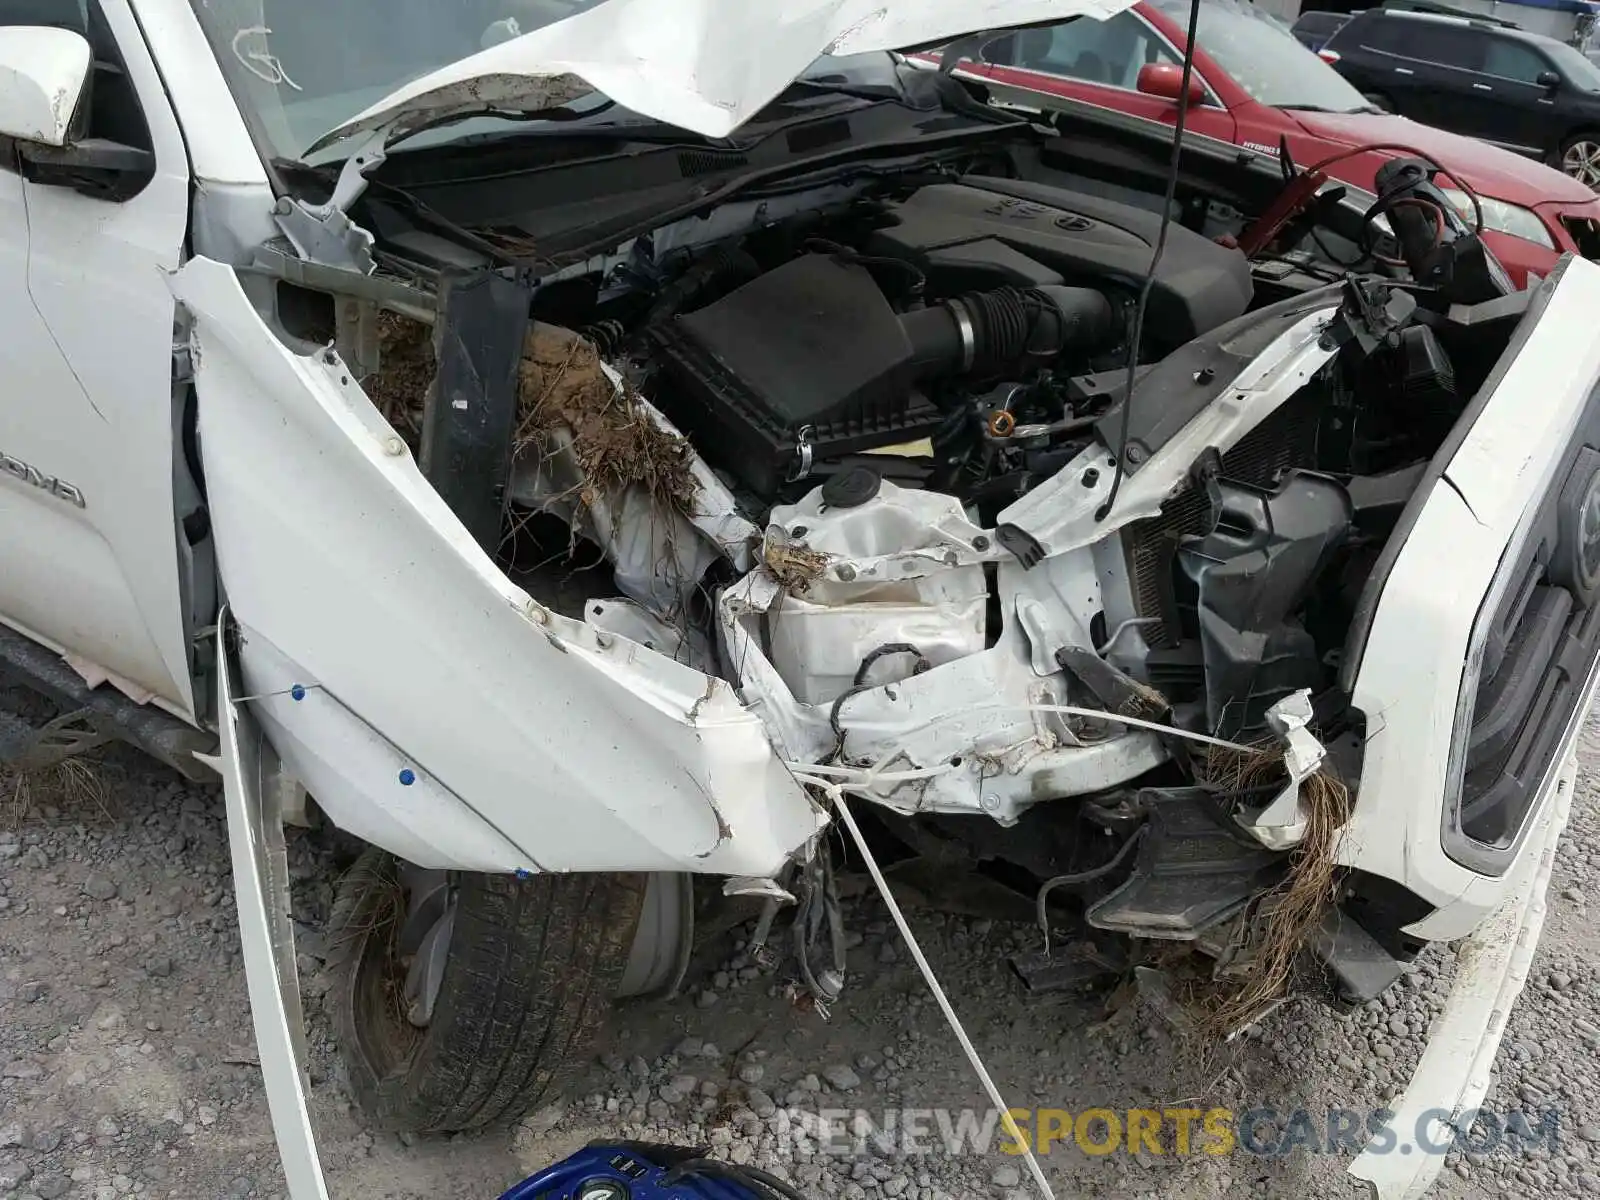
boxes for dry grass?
[364,311,434,442]
[3,706,116,825]
[1202,739,1289,793]
[7,757,114,826]
[763,540,831,594]
[327,851,424,1039]
[1184,742,1353,1036]
[513,324,698,514]
[364,311,702,517]
[327,851,407,957]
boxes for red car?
[929,0,1600,286]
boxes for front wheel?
[327,850,651,1133]
[1559,133,1600,191]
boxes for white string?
[790,768,1057,1200]
[848,701,1257,793]
[231,26,302,90]
[776,697,1259,1197]
[231,682,324,705]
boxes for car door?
[1330,15,1448,118]
[1390,24,1489,132]
[982,11,1238,143]
[0,0,199,717]
[1471,35,1563,154]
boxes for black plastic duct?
[1178,467,1352,738]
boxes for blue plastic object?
[496,1143,769,1200]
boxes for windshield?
[1149,0,1374,112]
[187,0,611,159]
[187,1,907,161]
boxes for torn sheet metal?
[586,598,714,672]
[1238,689,1325,851]
[176,254,823,876]
[310,0,1139,150]
[508,359,757,622]
[761,481,990,705]
[719,551,1167,823]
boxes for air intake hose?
[900,285,1114,379]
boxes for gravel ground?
[2,716,1599,1200]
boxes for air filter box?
[647,254,942,496]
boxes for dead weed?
[364,311,434,441]
[7,757,115,826]
[1183,744,1354,1037]
[763,540,831,594]
[514,324,698,514]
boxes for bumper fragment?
[210,618,330,1199]
[1347,745,1576,1199]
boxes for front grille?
[1454,447,1600,851]
[1123,388,1323,645]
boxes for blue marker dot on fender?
[398,768,416,786]
[290,684,306,701]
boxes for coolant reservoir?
[765,473,989,705]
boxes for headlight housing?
[1440,187,1557,251]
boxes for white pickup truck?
[0,2,1591,1197]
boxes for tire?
[328,849,647,1133]
[1558,132,1600,191]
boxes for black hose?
[828,643,932,762]
[961,287,1033,374]
[646,244,761,323]
[899,285,1113,380]
[959,285,1114,375]
[1034,825,1148,950]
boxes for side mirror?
[0,26,91,147]
[1537,69,1562,89]
[1137,62,1206,106]
[18,138,156,201]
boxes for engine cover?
[867,181,1254,346]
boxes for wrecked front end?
[186,86,1600,960]
[175,38,1600,1193]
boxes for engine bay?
[360,170,1502,747]
[308,142,1533,981]
[363,167,1484,723]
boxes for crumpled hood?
[309,0,1136,152]
[1285,108,1596,206]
